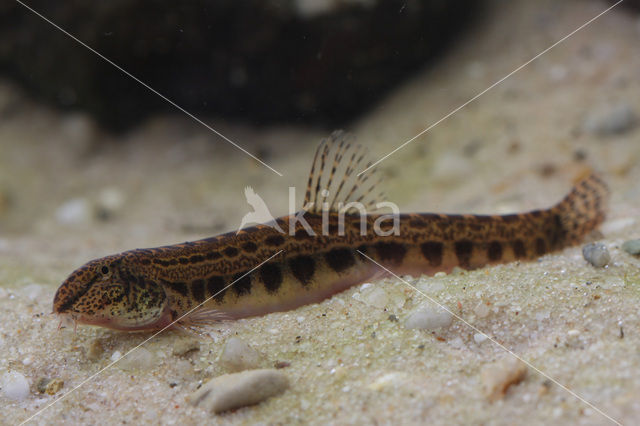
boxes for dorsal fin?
[303,131,384,213]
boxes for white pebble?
[448,337,466,350]
[474,333,488,343]
[56,198,91,225]
[474,301,490,318]
[583,103,637,136]
[110,350,122,362]
[188,369,288,413]
[417,278,445,293]
[404,304,453,330]
[218,337,263,373]
[96,187,125,218]
[582,243,610,268]
[1,371,30,400]
[354,285,389,309]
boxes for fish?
[53,131,608,332]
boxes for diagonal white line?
[19,250,284,426]
[14,0,284,177]
[356,250,622,426]
[358,0,625,176]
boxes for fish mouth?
[55,311,118,331]
[55,312,78,332]
[55,305,174,332]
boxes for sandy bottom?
[1,0,640,424]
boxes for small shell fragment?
[36,377,64,395]
[582,242,610,267]
[481,357,527,401]
[218,337,263,372]
[188,369,289,413]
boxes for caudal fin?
[552,172,609,244]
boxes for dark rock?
[1,1,482,131]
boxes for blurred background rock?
[0,0,483,132]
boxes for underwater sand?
[1,0,640,424]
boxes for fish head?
[53,254,170,331]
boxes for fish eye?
[99,265,111,277]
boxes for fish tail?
[552,172,609,244]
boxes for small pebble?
[481,358,527,401]
[582,242,610,267]
[1,371,30,400]
[96,187,125,220]
[218,337,263,373]
[473,301,490,318]
[36,377,64,395]
[56,198,91,226]
[583,102,637,136]
[473,333,488,343]
[86,339,104,361]
[353,285,388,309]
[188,369,289,413]
[404,304,453,331]
[622,239,640,255]
[172,337,200,356]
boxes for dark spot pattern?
[191,279,205,302]
[189,255,204,263]
[232,273,252,296]
[265,235,286,247]
[55,275,99,313]
[325,248,355,273]
[374,242,406,265]
[223,247,239,257]
[512,240,526,258]
[242,241,258,253]
[420,241,443,266]
[487,241,503,262]
[409,217,427,228]
[289,256,315,286]
[260,263,283,294]
[207,276,226,301]
[294,228,313,240]
[454,240,473,268]
[535,238,546,255]
[206,251,222,260]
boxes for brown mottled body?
[53,171,608,331]
[53,132,608,331]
